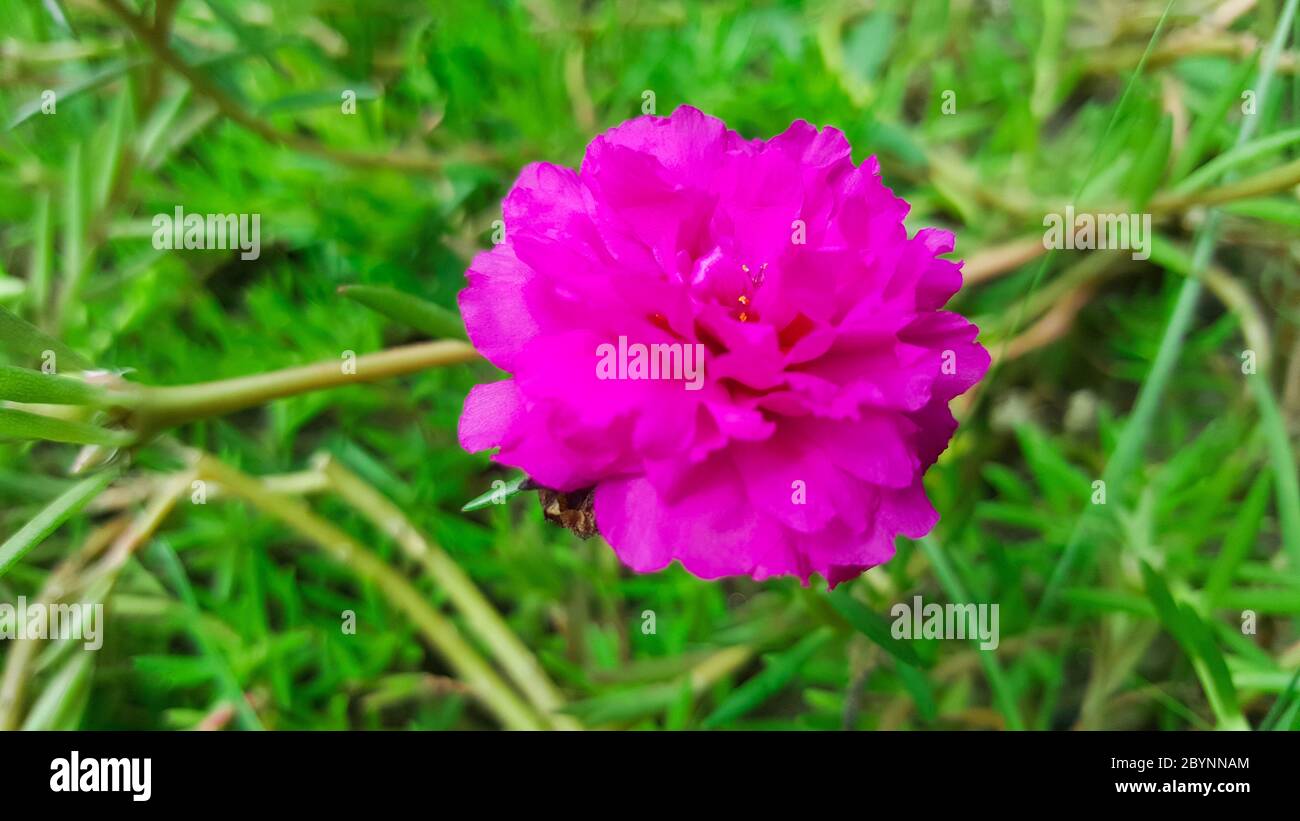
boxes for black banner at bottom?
[2,730,1287,808]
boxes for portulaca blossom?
[459,106,988,587]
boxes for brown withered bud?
[522,478,598,540]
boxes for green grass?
[0,0,1298,730]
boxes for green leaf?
[1063,587,1155,616]
[28,193,52,318]
[0,469,118,580]
[1173,127,1300,195]
[1206,471,1272,605]
[1140,561,1192,644]
[1140,561,1244,728]
[339,285,467,340]
[1216,588,1300,614]
[1178,601,1243,727]
[664,677,695,730]
[701,628,832,728]
[21,651,94,731]
[1170,54,1258,181]
[39,0,78,36]
[258,85,381,116]
[59,142,85,320]
[1260,668,1300,731]
[0,304,94,371]
[146,541,264,729]
[895,660,938,723]
[1129,114,1172,209]
[561,682,679,725]
[0,408,129,446]
[130,655,220,690]
[1013,424,1092,512]
[826,587,926,668]
[461,474,527,512]
[6,58,144,130]
[919,536,1025,730]
[1220,197,1300,226]
[1249,375,1300,569]
[94,89,133,209]
[0,365,107,405]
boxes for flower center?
[734,263,767,322]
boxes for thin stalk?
[963,148,1300,287]
[194,453,544,731]
[129,340,479,434]
[687,645,756,696]
[1150,155,1300,212]
[0,469,119,581]
[0,472,190,730]
[1249,376,1300,567]
[79,470,195,588]
[318,455,582,730]
[0,514,127,730]
[918,537,1025,730]
[90,468,330,513]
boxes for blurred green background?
[1,0,1298,730]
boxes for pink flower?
[458,106,988,587]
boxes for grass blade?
[827,586,926,668]
[339,284,467,340]
[20,652,94,731]
[1140,562,1245,728]
[461,473,527,512]
[1173,127,1300,195]
[701,628,832,728]
[0,365,106,405]
[1248,376,1300,567]
[0,469,118,580]
[0,408,129,446]
[146,541,264,729]
[1170,54,1259,181]
[1206,470,1272,605]
[1260,668,1300,731]
[0,304,94,371]
[28,193,52,320]
[6,59,144,130]
[919,536,1024,729]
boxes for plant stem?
[0,514,127,730]
[918,536,1025,730]
[1150,155,1300,212]
[318,455,582,730]
[194,452,544,731]
[0,469,119,581]
[130,340,479,434]
[1249,376,1300,567]
[688,645,755,695]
